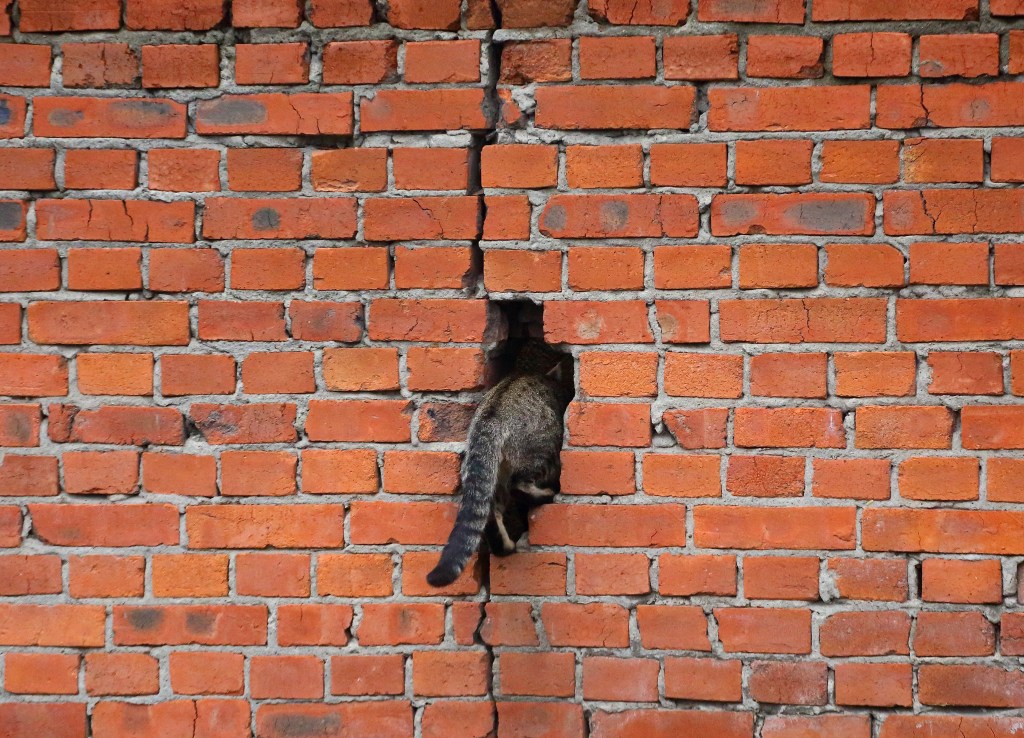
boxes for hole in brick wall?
[485,299,573,396]
[480,299,575,550]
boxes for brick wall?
[2,0,1024,736]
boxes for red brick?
[838,663,913,707]
[221,450,297,497]
[569,246,644,291]
[565,144,644,188]
[306,399,411,443]
[710,86,870,131]
[879,83,1024,130]
[204,197,355,240]
[126,0,225,29]
[0,354,67,397]
[141,45,219,88]
[358,603,444,645]
[69,555,145,598]
[863,508,1024,554]
[635,604,711,651]
[589,0,688,23]
[664,35,738,80]
[750,661,828,706]
[413,651,489,697]
[498,703,585,738]
[196,93,352,135]
[500,652,574,697]
[35,97,186,138]
[726,455,804,498]
[235,42,309,85]
[331,655,404,696]
[904,139,985,184]
[821,610,911,656]
[405,40,479,83]
[237,553,310,597]
[813,0,977,19]
[922,558,1002,603]
[62,43,138,87]
[38,199,192,242]
[542,602,629,647]
[576,553,650,595]
[364,196,480,240]
[764,716,870,738]
[85,652,159,696]
[535,85,695,130]
[0,603,105,646]
[491,552,567,595]
[713,193,874,236]
[716,607,812,653]
[170,652,244,695]
[579,36,656,80]
[722,298,886,344]
[531,503,684,546]
[251,655,324,699]
[63,450,139,495]
[920,664,1024,708]
[233,0,302,26]
[695,505,856,550]
[583,656,659,702]
[748,35,823,78]
[256,704,412,738]
[736,140,813,185]
[744,556,819,600]
[348,501,454,545]
[834,351,915,397]
[0,704,86,738]
[0,554,61,595]
[361,89,487,132]
[322,40,398,84]
[318,553,393,597]
[393,148,470,191]
[920,34,998,77]
[915,611,995,656]
[856,405,953,449]
[813,458,891,500]
[659,554,736,596]
[20,0,120,31]
[739,243,817,288]
[566,401,652,447]
[0,455,58,497]
[664,657,741,702]
[992,138,1024,183]
[546,300,654,344]
[301,449,378,495]
[654,245,731,290]
[148,149,220,192]
[185,504,343,549]
[833,33,911,77]
[989,457,1024,503]
[500,40,572,83]
[309,0,374,26]
[821,141,900,184]
[67,247,141,290]
[0,149,55,190]
[4,653,78,695]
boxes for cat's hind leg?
[492,510,517,554]
[516,481,557,500]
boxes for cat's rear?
[426,370,567,587]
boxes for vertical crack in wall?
[466,18,504,734]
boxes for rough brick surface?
[0,2,1022,735]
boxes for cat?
[426,351,571,587]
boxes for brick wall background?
[2,0,1024,736]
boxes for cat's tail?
[427,419,501,587]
